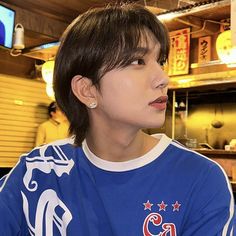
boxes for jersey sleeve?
[182,163,235,236]
[0,157,29,235]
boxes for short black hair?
[54,3,170,146]
[48,101,57,117]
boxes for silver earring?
[88,102,97,109]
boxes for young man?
[35,101,69,146]
[0,3,235,235]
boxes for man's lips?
[149,95,168,110]
[149,95,168,104]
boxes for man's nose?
[151,63,169,89]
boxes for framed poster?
[168,28,190,76]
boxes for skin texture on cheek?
[99,70,144,111]
[95,69,166,130]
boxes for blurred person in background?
[35,101,69,146]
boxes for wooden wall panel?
[0,74,51,167]
[0,49,34,78]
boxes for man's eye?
[131,59,145,65]
[158,60,166,66]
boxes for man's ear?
[71,75,97,107]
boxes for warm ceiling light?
[41,60,55,84]
[216,30,236,68]
[42,60,55,99]
[46,83,55,100]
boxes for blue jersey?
[0,134,235,235]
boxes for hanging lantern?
[41,60,55,84]
[41,60,55,100]
[46,83,55,100]
[216,30,236,68]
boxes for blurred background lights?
[216,30,236,68]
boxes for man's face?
[52,108,67,122]
[93,31,169,131]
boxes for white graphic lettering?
[22,189,72,236]
[23,145,74,191]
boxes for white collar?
[82,134,172,172]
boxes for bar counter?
[195,149,236,158]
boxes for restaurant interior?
[0,0,236,197]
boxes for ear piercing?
[88,102,97,109]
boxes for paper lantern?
[216,30,236,68]
[41,60,55,84]
[46,83,55,100]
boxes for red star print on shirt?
[143,200,153,211]
[157,201,168,211]
[172,201,181,211]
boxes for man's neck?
[85,129,158,162]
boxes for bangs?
[99,28,169,80]
[93,5,170,80]
[103,28,167,72]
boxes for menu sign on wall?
[168,28,190,76]
[232,0,236,45]
[198,36,211,63]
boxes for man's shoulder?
[37,119,52,129]
[167,140,222,174]
[20,138,78,177]
[31,137,76,157]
